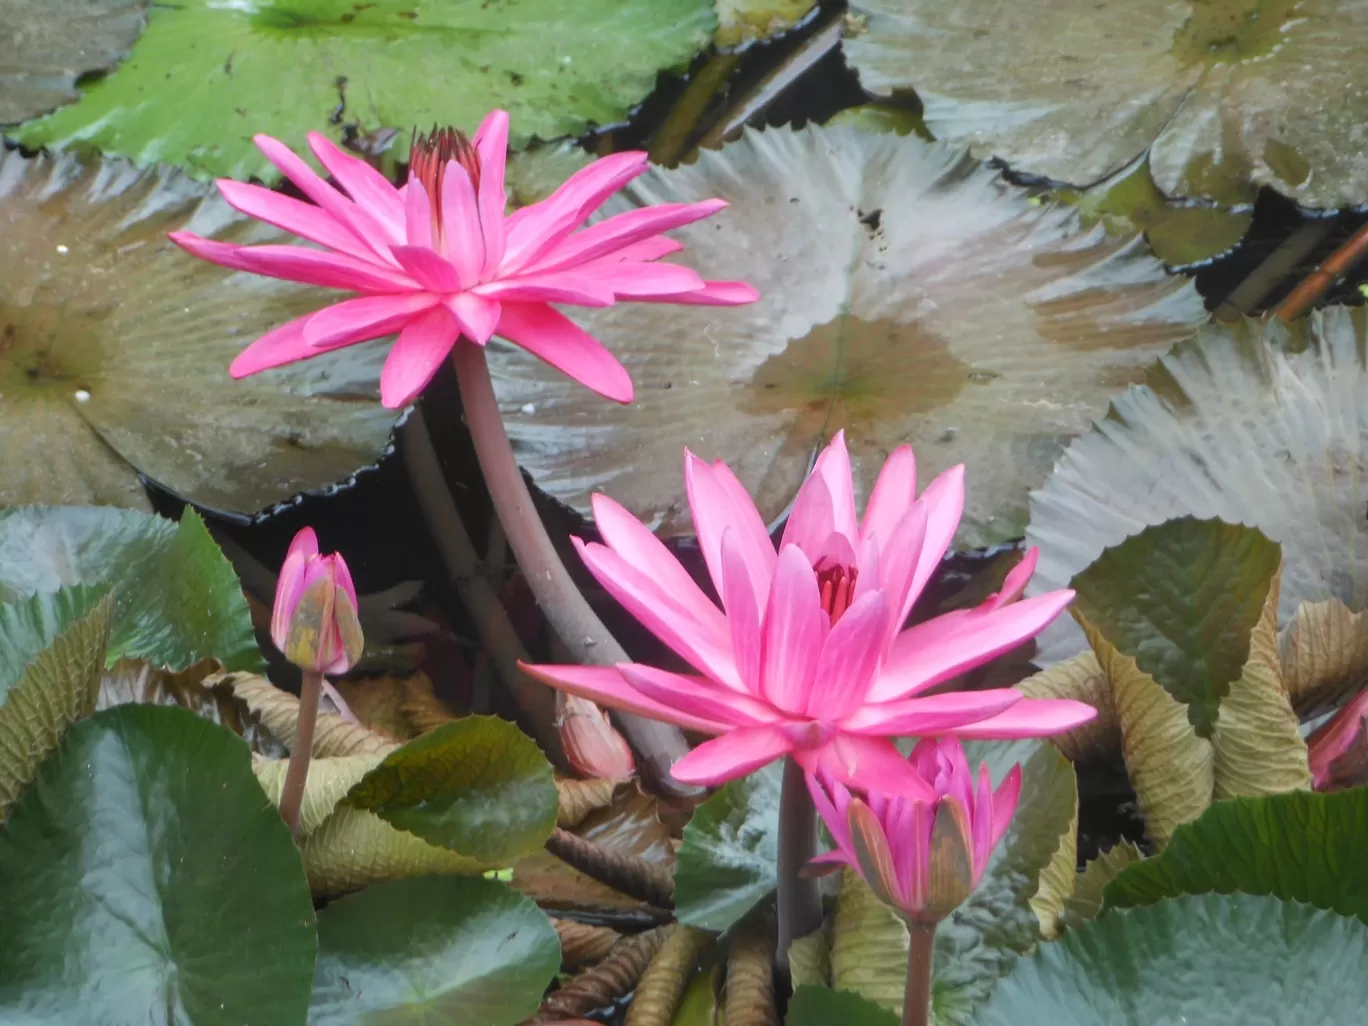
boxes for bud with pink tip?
[1309,690,1368,791]
[271,527,364,675]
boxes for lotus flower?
[272,527,364,675]
[806,737,1017,923]
[1308,690,1368,791]
[521,433,1096,795]
[170,111,756,408]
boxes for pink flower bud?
[558,693,636,780]
[1309,690,1368,791]
[271,527,364,675]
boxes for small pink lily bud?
[271,527,364,675]
[805,737,1020,925]
[1308,690,1368,791]
[558,693,636,780]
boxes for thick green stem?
[903,921,936,1026]
[776,755,822,971]
[278,669,322,839]
[450,342,695,796]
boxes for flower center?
[816,563,857,625]
[408,126,481,241]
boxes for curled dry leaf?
[1282,599,1368,717]
[557,777,624,829]
[725,911,778,1026]
[1062,841,1145,928]
[831,868,908,1016]
[331,675,420,742]
[544,828,676,912]
[1017,650,1119,763]
[253,753,386,840]
[530,926,674,1023]
[624,925,715,1026]
[787,918,832,990]
[223,672,398,758]
[1031,778,1080,941]
[552,917,622,970]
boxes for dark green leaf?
[971,894,1368,1026]
[0,584,108,702]
[1104,786,1368,924]
[1071,516,1281,737]
[0,506,261,673]
[308,875,560,1026]
[674,760,782,931]
[345,715,558,864]
[787,985,899,1026]
[0,705,316,1025]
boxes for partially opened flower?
[521,433,1096,795]
[1308,690,1368,791]
[272,527,364,675]
[806,737,1018,924]
[170,110,756,408]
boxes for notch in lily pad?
[1070,516,1281,738]
[345,715,559,865]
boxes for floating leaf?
[0,506,260,672]
[1061,841,1144,928]
[674,760,781,931]
[1071,517,1281,737]
[346,715,559,864]
[845,0,1368,208]
[309,875,560,1026]
[788,985,898,1026]
[1105,786,1368,925]
[1028,310,1368,666]
[1282,598,1368,715]
[0,589,113,819]
[489,123,1205,549]
[0,147,397,513]
[14,0,715,181]
[0,705,316,1025]
[0,0,145,123]
[714,0,816,47]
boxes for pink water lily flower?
[521,433,1096,796]
[806,737,1018,923]
[272,527,364,675]
[170,111,756,408]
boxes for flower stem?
[903,921,936,1026]
[776,755,822,971]
[278,669,322,839]
[450,342,694,795]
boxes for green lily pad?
[0,704,317,1025]
[971,894,1368,1026]
[845,0,1368,209]
[1027,308,1368,665]
[788,985,899,1026]
[1105,786,1368,925]
[0,0,146,123]
[1071,517,1281,738]
[0,146,398,514]
[714,0,816,48]
[13,0,715,182]
[0,587,113,819]
[309,875,560,1026]
[488,123,1205,549]
[0,506,261,673]
[674,759,782,931]
[345,715,559,864]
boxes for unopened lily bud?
[1309,690,1368,791]
[271,527,364,675]
[558,693,635,780]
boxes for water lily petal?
[529,200,728,274]
[901,464,966,623]
[841,689,1024,736]
[669,724,796,785]
[721,528,763,689]
[229,312,328,377]
[404,179,434,252]
[215,179,377,262]
[473,108,509,275]
[809,590,888,720]
[473,270,617,307]
[446,292,501,346]
[440,159,484,287]
[168,233,415,292]
[389,244,463,293]
[303,293,441,348]
[759,545,828,715]
[862,444,917,548]
[378,303,460,408]
[632,280,760,305]
[796,735,936,800]
[686,451,776,611]
[618,662,778,728]
[306,131,405,242]
[518,662,733,734]
[941,698,1099,739]
[495,302,632,402]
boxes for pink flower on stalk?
[169,111,756,408]
[805,737,1018,923]
[521,433,1096,796]
[272,527,364,675]
[1308,690,1368,791]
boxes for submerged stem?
[903,921,936,1026]
[278,669,322,839]
[450,342,694,795]
[776,755,822,972]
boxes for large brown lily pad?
[845,0,1368,209]
[487,123,1206,547]
[0,147,398,514]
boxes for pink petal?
[617,663,778,728]
[271,527,318,648]
[721,529,763,689]
[632,280,760,305]
[440,160,484,287]
[303,293,441,348]
[805,771,856,859]
[759,546,828,715]
[229,313,324,377]
[864,503,929,641]
[685,452,776,612]
[870,590,1076,703]
[992,548,1039,609]
[572,260,705,299]
[989,763,1021,854]
[378,304,460,408]
[472,109,510,276]
[445,292,501,346]
[862,445,917,548]
[816,432,858,542]
[795,736,936,800]
[807,590,888,720]
[518,662,733,734]
[305,131,405,241]
[669,725,795,786]
[1310,691,1368,788]
[473,270,617,307]
[215,179,377,262]
[404,180,434,252]
[940,698,1100,739]
[494,302,632,402]
[528,200,728,275]
[169,233,414,292]
[389,245,462,294]
[841,689,1023,736]
[901,464,966,624]
[610,237,684,262]
[781,472,835,564]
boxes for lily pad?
[309,875,561,1026]
[0,705,317,1025]
[714,0,816,48]
[1027,309,1368,665]
[0,582,108,701]
[0,506,261,672]
[788,985,898,1026]
[845,0,1368,209]
[488,123,1205,548]
[0,146,397,514]
[0,0,146,123]
[12,0,716,182]
[971,894,1368,1026]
